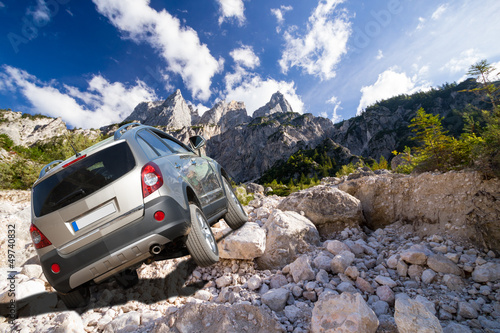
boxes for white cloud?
[271,5,293,32]
[443,48,483,74]
[224,75,303,116]
[279,0,351,80]
[357,68,431,115]
[216,0,245,26]
[230,45,260,69]
[2,66,157,129]
[376,49,384,60]
[431,4,447,20]
[27,0,51,25]
[327,96,342,123]
[93,0,223,101]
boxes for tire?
[186,204,219,267]
[115,268,139,289]
[58,285,90,309]
[222,177,248,230]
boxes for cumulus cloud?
[271,5,293,32]
[92,0,223,101]
[230,45,260,69]
[225,76,304,116]
[1,66,157,129]
[279,0,351,80]
[357,68,431,115]
[223,45,302,115]
[216,0,245,26]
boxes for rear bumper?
[39,195,190,293]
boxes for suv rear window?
[33,142,136,217]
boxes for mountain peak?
[124,90,193,128]
[253,91,293,118]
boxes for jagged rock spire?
[252,91,294,118]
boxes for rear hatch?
[32,140,144,254]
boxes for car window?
[137,136,159,159]
[163,138,190,153]
[137,130,173,156]
[33,142,136,217]
[153,130,191,153]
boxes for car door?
[148,130,224,217]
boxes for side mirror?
[189,135,206,152]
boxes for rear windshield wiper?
[54,188,86,207]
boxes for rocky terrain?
[1,171,499,333]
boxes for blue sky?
[1,0,499,129]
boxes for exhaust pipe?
[150,244,162,255]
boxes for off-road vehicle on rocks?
[30,123,247,308]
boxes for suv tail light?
[142,162,163,198]
[30,223,52,249]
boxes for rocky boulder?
[152,302,284,333]
[338,171,500,252]
[394,294,443,333]
[216,222,266,260]
[278,185,365,236]
[256,210,320,270]
[311,292,378,333]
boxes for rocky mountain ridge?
[1,79,494,183]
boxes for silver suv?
[30,123,247,308]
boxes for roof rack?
[114,122,141,140]
[39,160,63,178]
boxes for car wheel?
[58,285,90,309]
[186,203,219,267]
[222,177,248,230]
[115,268,139,289]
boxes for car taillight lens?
[30,223,52,249]
[141,162,163,198]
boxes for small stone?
[400,251,428,265]
[330,250,355,274]
[408,265,424,281]
[372,300,389,316]
[397,260,408,277]
[345,266,359,280]
[326,240,351,255]
[311,292,379,333]
[270,274,288,289]
[387,255,399,269]
[355,277,375,294]
[443,322,471,333]
[337,281,357,293]
[216,275,232,288]
[289,255,316,283]
[292,285,303,298]
[472,262,500,282]
[316,269,329,284]
[303,291,317,302]
[261,288,290,312]
[421,269,437,284]
[376,286,395,305]
[427,254,463,277]
[443,274,465,292]
[458,301,479,319]
[444,252,460,263]
[375,275,397,288]
[247,275,262,291]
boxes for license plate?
[71,202,116,232]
